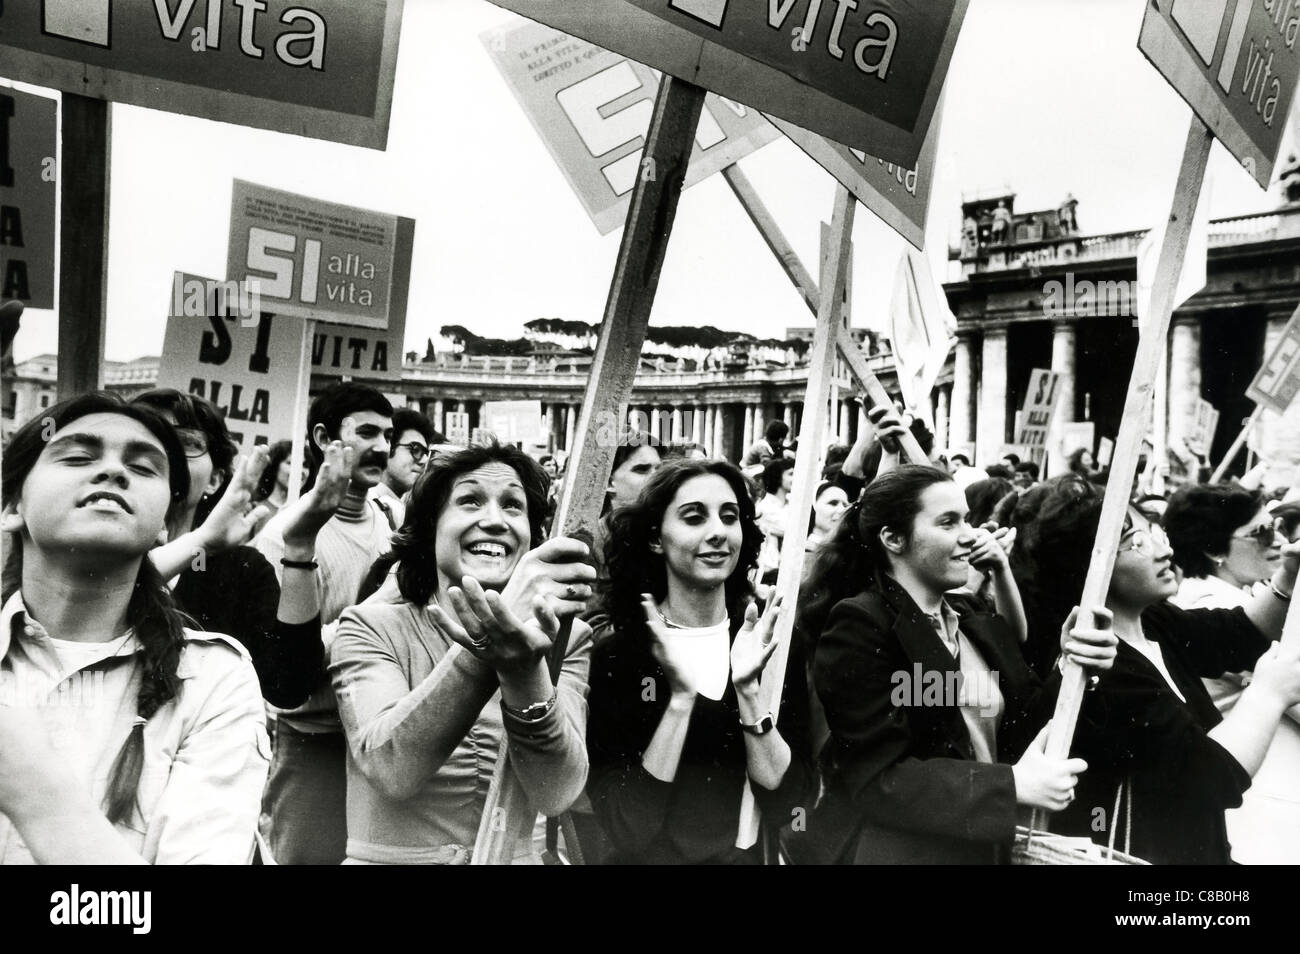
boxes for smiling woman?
[586,458,814,864]
[789,465,1116,865]
[0,393,268,865]
[328,442,595,864]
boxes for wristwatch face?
[742,715,774,736]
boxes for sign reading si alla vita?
[484,0,967,168]
[226,180,414,382]
[1139,0,1300,188]
[158,272,301,451]
[1016,369,1064,466]
[0,87,56,308]
[1248,301,1300,413]
[0,0,403,149]
[482,19,778,235]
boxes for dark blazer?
[1052,602,1269,865]
[793,579,1055,864]
[586,614,814,865]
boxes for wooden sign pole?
[1043,116,1213,765]
[1209,406,1263,483]
[285,319,316,506]
[735,183,854,845]
[471,75,707,865]
[721,164,929,465]
[56,94,110,401]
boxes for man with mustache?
[255,383,395,865]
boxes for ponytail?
[102,560,188,825]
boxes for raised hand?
[281,441,353,549]
[196,444,270,552]
[731,595,784,691]
[968,526,1013,575]
[498,536,596,622]
[428,576,553,675]
[867,404,909,456]
[641,594,695,698]
[1012,723,1089,812]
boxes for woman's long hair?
[796,465,952,651]
[604,458,762,642]
[385,442,549,606]
[2,393,192,825]
[1007,474,1103,675]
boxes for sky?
[4,0,1294,364]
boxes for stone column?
[565,404,577,451]
[950,332,977,450]
[976,328,1008,465]
[742,404,755,453]
[702,405,714,455]
[432,399,444,434]
[691,404,703,446]
[649,406,662,442]
[1168,317,1202,449]
[1050,319,1078,429]
[547,403,560,450]
[839,402,851,444]
[783,403,795,436]
[670,407,683,443]
[717,405,733,460]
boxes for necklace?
[657,604,727,630]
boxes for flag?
[1136,169,1213,320]
[888,249,955,423]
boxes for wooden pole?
[736,184,855,846]
[1043,116,1213,765]
[57,94,110,400]
[285,319,315,506]
[721,164,928,465]
[471,75,706,865]
[1209,407,1263,482]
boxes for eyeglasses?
[394,442,429,463]
[176,429,209,459]
[1117,523,1169,556]
[1232,524,1279,548]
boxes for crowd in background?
[3,385,1300,866]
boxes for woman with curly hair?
[328,442,595,864]
[587,458,813,864]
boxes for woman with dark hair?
[965,477,1015,529]
[328,443,595,864]
[805,481,849,555]
[791,465,1116,864]
[1067,447,1101,480]
[1012,477,1300,864]
[134,388,343,710]
[756,456,796,583]
[248,439,304,538]
[1164,483,1300,863]
[586,458,814,864]
[0,393,267,863]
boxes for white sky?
[5,0,1292,364]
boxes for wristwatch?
[740,712,775,736]
[503,691,558,723]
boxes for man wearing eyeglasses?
[368,408,440,531]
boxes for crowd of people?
[2,384,1300,866]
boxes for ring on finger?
[469,633,489,652]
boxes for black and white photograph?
[0,0,1297,931]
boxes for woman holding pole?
[792,465,1116,864]
[328,443,594,864]
[1015,476,1300,864]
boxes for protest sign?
[444,412,471,446]
[1247,302,1300,413]
[1187,398,1220,456]
[483,0,966,167]
[0,1,403,149]
[1139,0,1300,188]
[481,400,544,447]
[768,91,945,250]
[227,180,415,331]
[0,87,56,309]
[1015,369,1064,466]
[156,272,301,452]
[482,19,778,235]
